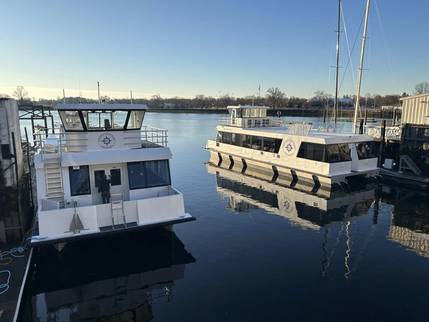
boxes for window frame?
[69,165,91,196]
[127,160,171,190]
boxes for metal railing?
[141,125,168,147]
[365,124,402,141]
[33,125,168,154]
[219,117,286,128]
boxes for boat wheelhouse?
[206,105,379,196]
[32,103,194,245]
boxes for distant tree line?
[3,83,429,110]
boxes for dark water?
[20,113,429,322]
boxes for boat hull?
[208,149,378,198]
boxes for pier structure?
[365,93,429,188]
[0,99,24,188]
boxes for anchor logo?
[98,133,116,148]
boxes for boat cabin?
[226,105,277,128]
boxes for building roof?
[399,93,429,101]
[54,103,148,111]
[227,105,271,110]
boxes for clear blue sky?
[0,0,428,99]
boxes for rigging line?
[340,1,355,86]
[338,6,366,93]
[374,0,394,83]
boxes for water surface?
[21,113,429,322]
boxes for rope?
[0,270,11,295]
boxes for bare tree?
[0,93,10,99]
[414,82,429,95]
[266,87,286,108]
[13,85,29,101]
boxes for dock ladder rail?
[399,155,422,176]
[110,193,126,228]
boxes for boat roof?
[227,105,271,110]
[54,103,148,111]
[219,124,374,144]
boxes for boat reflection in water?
[382,186,429,258]
[22,230,195,321]
[208,164,376,230]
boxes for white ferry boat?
[206,105,379,196]
[31,103,194,245]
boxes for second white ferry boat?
[31,103,194,245]
[206,105,379,196]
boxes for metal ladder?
[110,194,126,228]
[44,156,64,199]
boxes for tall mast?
[333,0,341,125]
[353,0,371,133]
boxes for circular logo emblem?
[284,140,295,155]
[98,133,116,149]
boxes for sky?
[0,0,428,100]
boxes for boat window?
[128,110,145,129]
[252,136,263,150]
[232,133,244,146]
[69,166,91,196]
[127,160,171,190]
[356,141,377,160]
[297,142,352,163]
[84,111,113,130]
[217,131,281,153]
[262,137,282,153]
[110,169,121,186]
[326,144,352,162]
[297,142,325,162]
[59,111,84,131]
[112,111,128,129]
[240,135,250,148]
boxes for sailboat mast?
[333,0,341,125]
[353,0,371,133]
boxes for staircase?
[399,155,422,176]
[44,156,64,199]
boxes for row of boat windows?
[68,160,171,196]
[217,132,282,153]
[297,142,376,162]
[217,131,376,163]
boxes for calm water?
[20,113,429,322]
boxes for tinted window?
[262,137,282,153]
[69,166,91,196]
[110,169,121,186]
[127,160,171,190]
[356,142,377,160]
[217,131,281,153]
[297,142,325,162]
[298,143,351,163]
[326,144,352,162]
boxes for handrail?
[33,125,168,154]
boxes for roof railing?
[33,125,168,154]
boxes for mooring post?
[11,131,24,235]
[378,120,386,168]
[24,127,34,209]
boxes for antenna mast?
[333,0,342,125]
[97,81,101,104]
[353,0,371,133]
